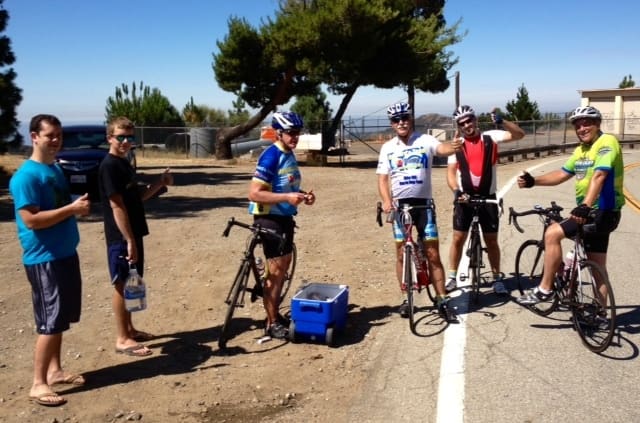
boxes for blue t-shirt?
[248,143,301,216]
[9,159,79,264]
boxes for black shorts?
[107,238,145,284]
[560,209,621,253]
[453,194,500,233]
[25,254,82,335]
[253,215,295,259]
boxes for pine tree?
[505,84,541,121]
[0,0,23,152]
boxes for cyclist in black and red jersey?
[446,106,525,295]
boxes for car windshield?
[62,128,108,149]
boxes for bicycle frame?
[510,203,616,353]
[218,217,295,349]
[458,196,502,303]
[376,201,436,331]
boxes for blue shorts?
[392,198,438,242]
[107,238,144,284]
[25,254,82,334]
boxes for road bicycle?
[510,204,616,353]
[509,202,564,302]
[376,201,436,332]
[218,217,296,349]
[457,195,503,304]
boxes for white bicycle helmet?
[271,111,304,131]
[452,105,476,123]
[386,102,411,119]
[569,106,601,123]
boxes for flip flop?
[115,344,152,357]
[132,331,155,342]
[29,392,67,407]
[49,373,85,386]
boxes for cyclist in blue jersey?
[377,101,462,323]
[248,111,316,339]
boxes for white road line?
[435,161,561,423]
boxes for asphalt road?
[348,148,640,423]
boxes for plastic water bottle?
[124,265,147,312]
[415,244,429,287]
[425,207,437,239]
[563,250,574,281]
[255,257,266,281]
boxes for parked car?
[56,124,136,200]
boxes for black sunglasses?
[283,129,301,136]
[390,114,411,123]
[457,118,474,126]
[113,134,136,143]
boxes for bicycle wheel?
[515,240,559,316]
[571,260,616,353]
[279,243,296,305]
[403,245,418,330]
[219,259,251,349]
[469,235,482,304]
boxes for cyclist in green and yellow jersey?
[517,105,624,305]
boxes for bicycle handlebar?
[508,202,564,233]
[457,196,504,217]
[222,217,286,243]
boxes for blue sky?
[4,0,639,131]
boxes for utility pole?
[454,71,460,108]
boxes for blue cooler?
[289,283,349,346]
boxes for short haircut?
[30,114,61,133]
[107,116,134,135]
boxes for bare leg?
[31,333,66,403]
[113,283,150,355]
[483,232,501,275]
[541,223,564,291]
[448,230,467,274]
[424,239,446,296]
[263,253,291,326]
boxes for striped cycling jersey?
[248,142,301,216]
[562,132,625,211]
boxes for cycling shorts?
[391,198,438,242]
[253,215,295,259]
[560,209,621,253]
[452,194,499,233]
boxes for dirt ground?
[0,145,458,423]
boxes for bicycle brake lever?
[376,202,383,227]
[222,217,234,237]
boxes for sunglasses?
[457,118,474,126]
[113,134,136,143]
[390,114,411,123]
[283,129,301,136]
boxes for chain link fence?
[134,116,640,160]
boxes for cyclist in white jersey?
[376,101,462,323]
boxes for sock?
[537,286,552,295]
[447,270,457,280]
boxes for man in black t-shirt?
[98,116,173,358]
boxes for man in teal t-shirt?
[9,114,90,406]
